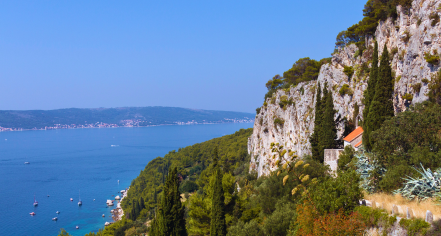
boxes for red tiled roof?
[354,140,363,148]
[343,126,364,142]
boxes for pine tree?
[210,147,227,236]
[310,82,322,162]
[362,41,379,150]
[367,45,394,147]
[319,82,337,161]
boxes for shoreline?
[0,121,254,133]
[109,188,129,225]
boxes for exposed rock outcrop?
[249,0,441,177]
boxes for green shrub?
[417,18,422,26]
[354,206,396,233]
[278,95,294,110]
[343,66,354,80]
[391,47,399,56]
[412,83,422,94]
[310,170,363,215]
[426,219,441,236]
[403,93,413,101]
[429,12,440,27]
[274,118,285,127]
[429,70,441,105]
[399,50,406,61]
[337,145,356,172]
[227,219,264,236]
[424,50,440,65]
[403,30,411,43]
[396,75,402,83]
[271,96,276,104]
[299,86,304,95]
[422,78,429,84]
[179,180,199,193]
[261,202,297,236]
[339,84,354,96]
[399,218,430,236]
[256,107,261,114]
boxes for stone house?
[343,126,363,151]
[324,126,364,173]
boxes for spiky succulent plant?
[394,164,441,200]
[354,149,385,193]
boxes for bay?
[0,123,253,236]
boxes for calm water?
[0,123,253,236]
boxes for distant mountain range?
[0,107,255,131]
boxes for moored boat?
[33,195,38,206]
[78,190,82,206]
[29,212,36,215]
[52,217,58,221]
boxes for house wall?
[350,134,362,148]
[324,149,344,172]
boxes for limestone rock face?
[249,0,441,177]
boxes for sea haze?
[0,123,253,236]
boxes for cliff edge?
[249,0,441,177]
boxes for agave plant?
[354,148,385,193]
[394,164,441,200]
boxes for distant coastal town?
[0,117,254,132]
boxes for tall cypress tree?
[152,167,187,236]
[367,45,394,148]
[319,82,337,161]
[310,82,322,162]
[210,147,227,236]
[362,41,379,150]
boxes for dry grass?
[365,192,441,220]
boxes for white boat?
[102,214,105,217]
[56,211,60,214]
[70,198,73,201]
[78,190,82,206]
[33,195,38,206]
[52,217,58,221]
[24,162,30,164]
[76,226,79,229]
[29,212,36,216]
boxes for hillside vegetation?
[65,0,441,235]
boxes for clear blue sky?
[0,1,366,113]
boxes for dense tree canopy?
[371,102,441,192]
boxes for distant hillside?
[0,107,254,130]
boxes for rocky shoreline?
[107,188,129,226]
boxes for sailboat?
[33,194,38,206]
[78,190,82,206]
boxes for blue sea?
[0,123,253,236]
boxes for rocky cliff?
[249,0,441,177]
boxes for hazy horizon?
[1,1,366,113]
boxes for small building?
[343,126,363,150]
[324,126,364,173]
